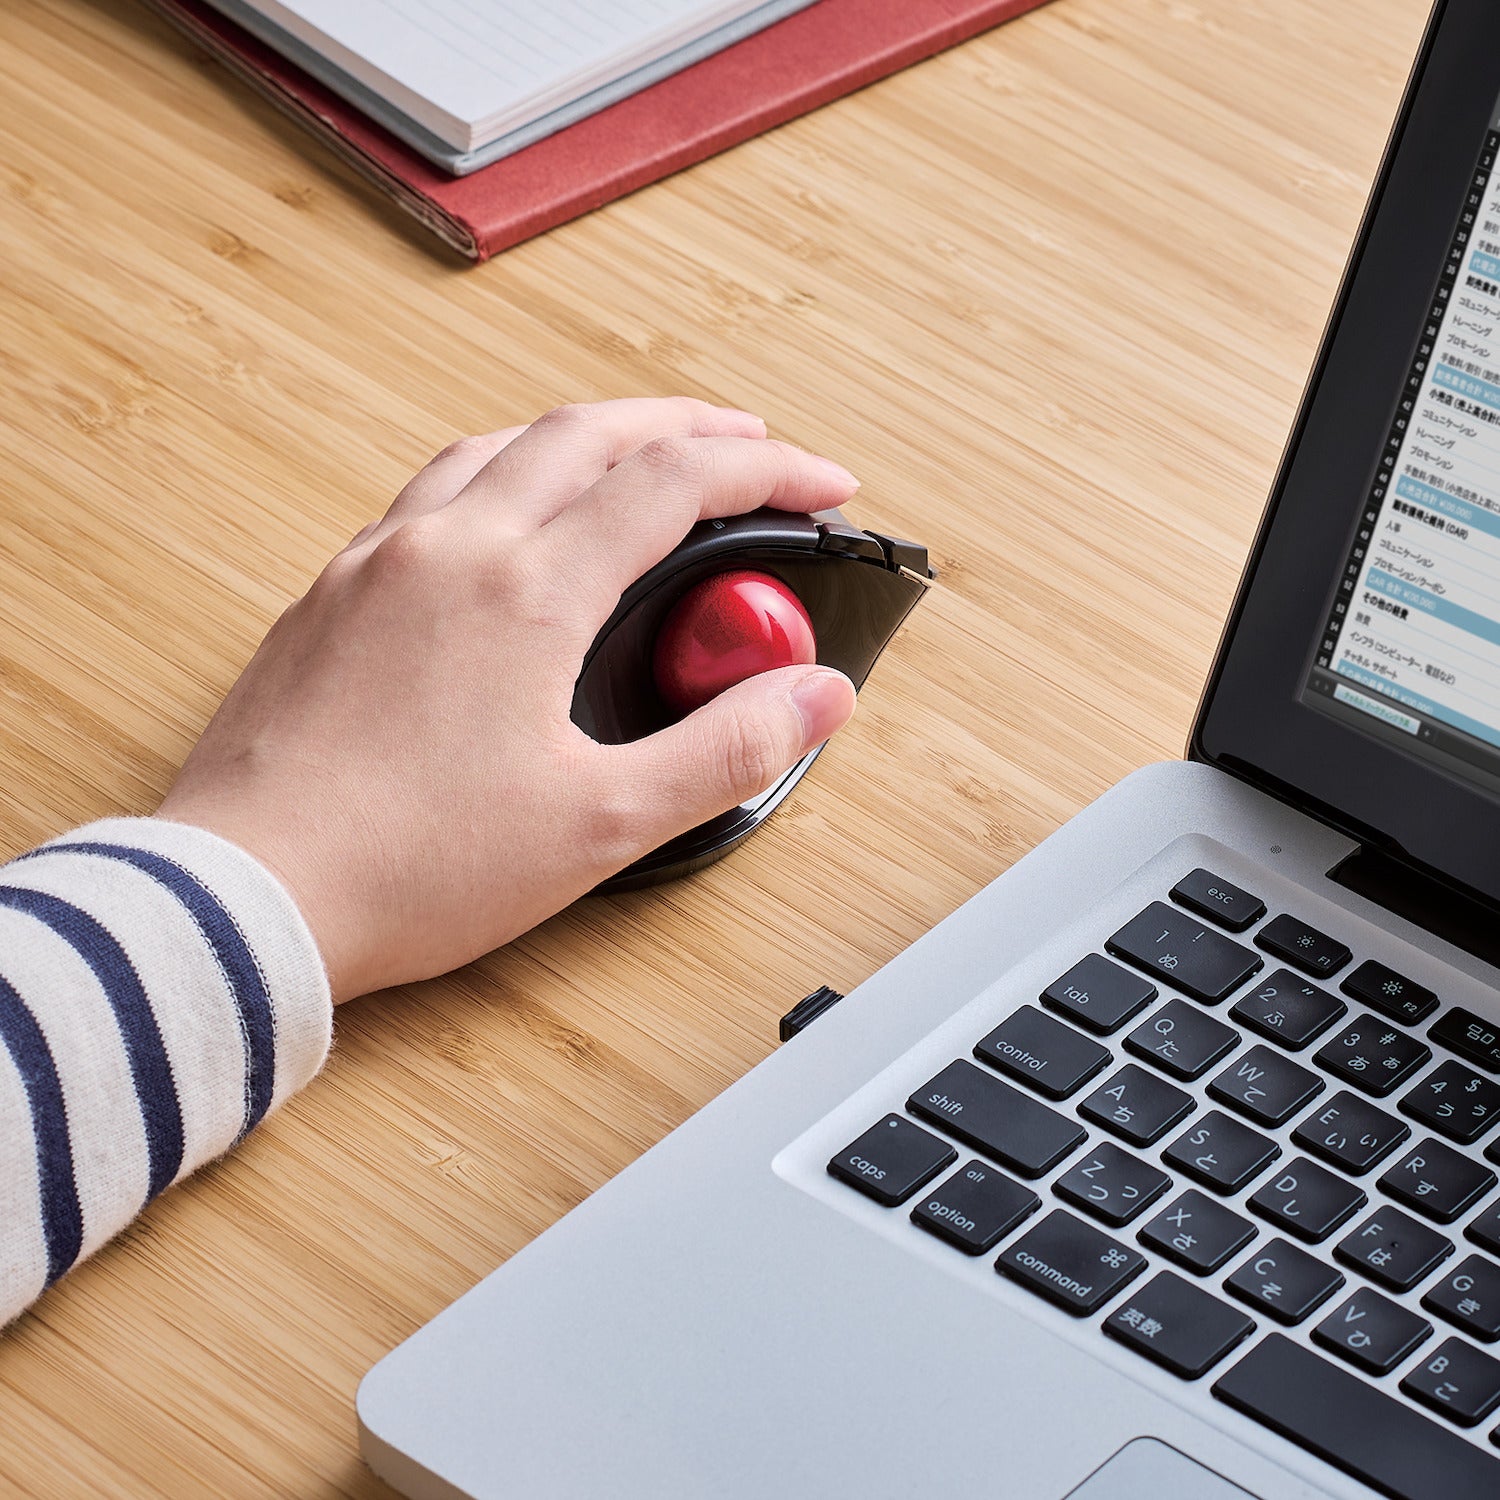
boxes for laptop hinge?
[1329,845,1500,971]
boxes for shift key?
[909,1059,1086,1178]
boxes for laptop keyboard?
[818,866,1500,1499]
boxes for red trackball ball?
[652,569,818,714]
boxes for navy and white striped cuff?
[0,817,331,1322]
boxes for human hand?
[156,398,859,1002]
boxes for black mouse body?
[571,507,933,890]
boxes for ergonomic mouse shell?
[572,507,934,891]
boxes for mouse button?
[864,530,934,578]
[814,519,886,564]
[694,509,821,550]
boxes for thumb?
[621,664,857,848]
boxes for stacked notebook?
[145,0,1054,260]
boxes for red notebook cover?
[142,0,1053,261]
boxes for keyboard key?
[1314,1287,1432,1375]
[1124,1000,1239,1081]
[1162,1111,1279,1195]
[908,1060,1086,1179]
[1078,1065,1194,1148]
[1403,1060,1500,1145]
[1230,969,1345,1050]
[1424,1256,1500,1343]
[1106,903,1262,1003]
[1314,1018,1430,1098]
[1214,1334,1500,1498]
[1380,1139,1496,1224]
[1343,958,1439,1025]
[995,1209,1145,1316]
[1430,1008,1500,1074]
[827,1115,956,1206]
[1225,1237,1344,1325]
[1401,1337,1500,1427]
[1138,1190,1256,1275]
[1169,869,1266,932]
[974,1006,1110,1100]
[1053,1142,1171,1227]
[1041,954,1155,1035]
[1469,1200,1500,1257]
[910,1160,1040,1255]
[1255,913,1351,978]
[1208,1045,1322,1127]
[1292,1091,1410,1174]
[1248,1156,1366,1243]
[1104,1271,1255,1379]
[1336,1208,1454,1292]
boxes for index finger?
[531,435,860,617]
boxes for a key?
[1379,1139,1496,1224]
[1207,1045,1322,1127]
[1124,1000,1239,1082]
[1402,1061,1500,1145]
[827,1115,956,1206]
[1214,1334,1500,1497]
[1169,869,1266,933]
[909,1160,1040,1255]
[1104,1271,1255,1379]
[1424,1256,1500,1343]
[973,1006,1110,1100]
[1138,1190,1256,1276]
[1225,1237,1344,1326]
[1107,903,1262,1003]
[1401,1337,1500,1427]
[1077,1064,1195,1148]
[1469,1200,1500,1257]
[1429,1008,1500,1075]
[1342,959,1439,1026]
[1041,954,1155,1035]
[1230,969,1345,1050]
[1313,1287,1432,1376]
[1314,1017,1430,1098]
[907,1060,1086,1179]
[1255,914,1351,978]
[1053,1142,1170,1228]
[994,1209,1145,1316]
[1162,1111,1279,1195]
[1292,1090,1410,1174]
[1248,1156,1367,1243]
[1336,1208,1454,1292]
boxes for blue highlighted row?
[1366,568,1500,648]
[1395,474,1500,541]
[1335,659,1500,753]
[1433,362,1500,412]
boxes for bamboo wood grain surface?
[0,0,1431,1492]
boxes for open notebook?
[202,0,820,174]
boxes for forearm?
[0,818,330,1326]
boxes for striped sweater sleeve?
[0,817,331,1326]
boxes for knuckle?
[636,434,704,485]
[581,767,648,868]
[368,513,447,577]
[530,402,598,438]
[720,714,784,797]
[431,432,500,466]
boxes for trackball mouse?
[571,506,934,891]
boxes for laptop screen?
[1194,0,1500,907]
[1301,93,1500,800]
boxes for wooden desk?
[0,0,1430,1491]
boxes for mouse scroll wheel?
[651,569,817,715]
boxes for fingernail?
[790,669,856,752]
[813,456,860,492]
[728,409,768,434]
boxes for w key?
[1108,903,1262,1004]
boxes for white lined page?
[234,0,788,149]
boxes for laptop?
[358,3,1500,1495]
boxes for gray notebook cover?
[202,0,821,176]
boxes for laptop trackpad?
[1066,1438,1261,1499]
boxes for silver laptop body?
[360,5,1500,1494]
